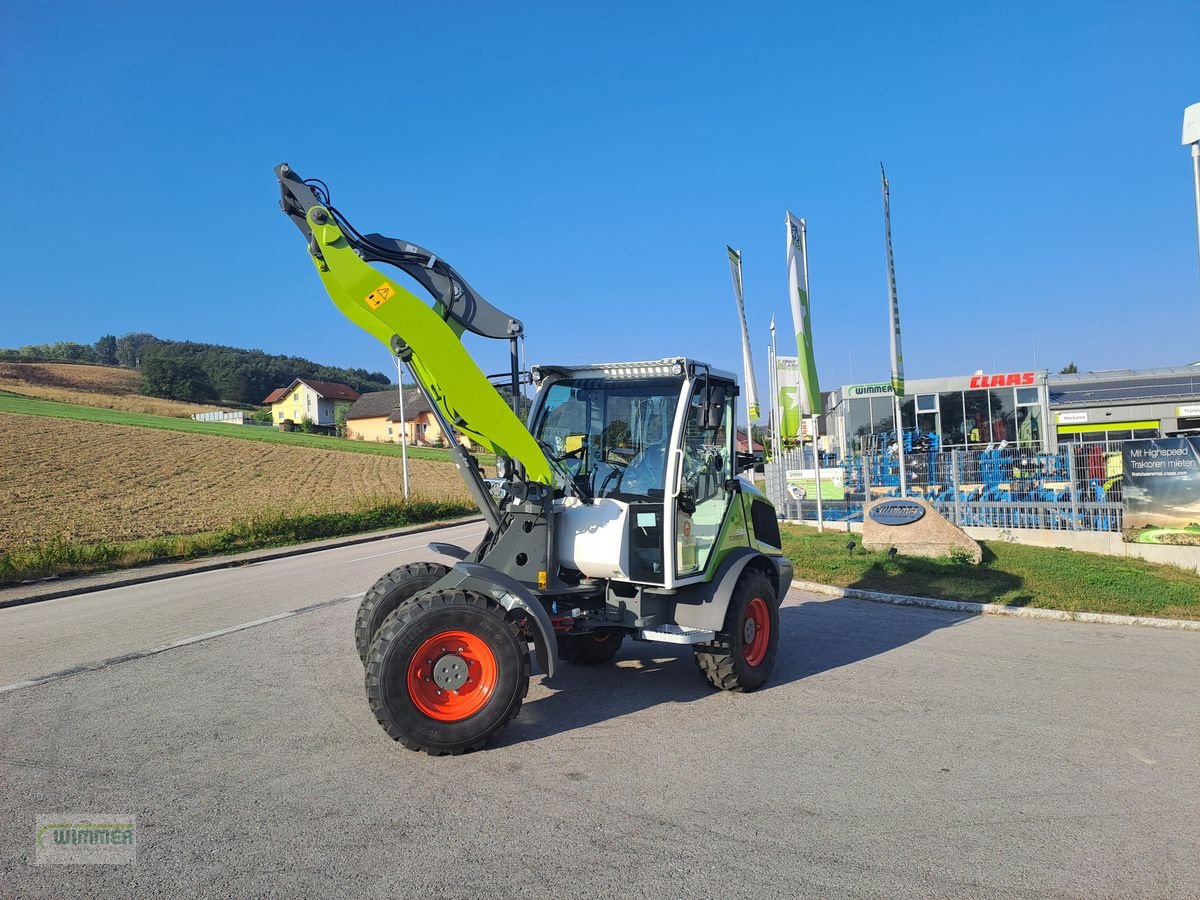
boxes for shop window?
[963,390,991,446]
[846,398,873,451]
[987,390,1015,444]
[1015,406,1043,448]
[870,396,894,436]
[939,392,966,447]
[913,394,938,440]
[1016,387,1039,405]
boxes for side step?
[638,624,716,645]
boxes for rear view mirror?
[736,451,759,473]
[703,386,726,430]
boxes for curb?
[0,517,484,611]
[792,579,1200,632]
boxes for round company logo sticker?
[868,500,926,527]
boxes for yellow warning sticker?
[365,283,394,309]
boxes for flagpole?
[797,221,824,531]
[881,164,907,498]
[769,316,784,507]
[767,342,777,498]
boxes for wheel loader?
[275,164,793,754]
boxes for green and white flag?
[785,213,822,416]
[726,246,760,419]
[775,354,802,441]
[881,164,905,397]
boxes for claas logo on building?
[969,372,1036,388]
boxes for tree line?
[0,333,392,406]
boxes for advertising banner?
[726,246,760,420]
[784,213,822,415]
[775,355,801,441]
[1121,437,1200,544]
[785,467,845,501]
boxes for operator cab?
[530,358,739,589]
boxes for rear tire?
[365,589,530,755]
[694,569,779,692]
[558,629,624,664]
[355,562,450,665]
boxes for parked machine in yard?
[275,164,793,754]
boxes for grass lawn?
[781,525,1200,620]
[0,392,490,463]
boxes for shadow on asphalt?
[502,595,975,746]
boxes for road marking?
[1126,748,1158,766]
[345,528,485,563]
[0,593,365,697]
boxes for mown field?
[0,413,469,548]
[0,394,468,462]
[0,361,227,417]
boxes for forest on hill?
[0,333,392,406]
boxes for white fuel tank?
[553,498,631,580]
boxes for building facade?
[262,378,361,431]
[823,364,1200,457]
[344,388,459,446]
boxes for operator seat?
[621,413,669,496]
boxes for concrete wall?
[961,526,1200,574]
[784,517,1200,573]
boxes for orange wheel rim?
[743,597,770,667]
[406,630,498,722]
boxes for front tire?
[354,562,450,665]
[365,589,530,755]
[694,569,779,692]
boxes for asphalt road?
[2,522,1198,898]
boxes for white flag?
[785,213,821,416]
[727,246,760,419]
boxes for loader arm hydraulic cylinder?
[274,163,552,487]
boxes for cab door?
[673,380,737,579]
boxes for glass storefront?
[840,382,1046,453]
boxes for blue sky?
[3,1,1198,404]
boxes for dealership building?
[822,363,1200,456]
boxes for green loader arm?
[274,164,552,485]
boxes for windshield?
[533,378,680,501]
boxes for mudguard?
[672,549,793,633]
[428,542,470,561]
[435,562,557,678]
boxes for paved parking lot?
[2,526,1198,898]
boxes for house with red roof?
[262,378,361,433]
